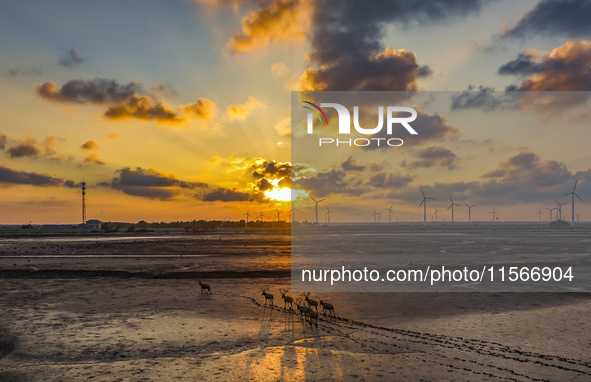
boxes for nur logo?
[302,101,418,147]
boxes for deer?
[308,308,319,326]
[319,300,335,317]
[295,298,310,321]
[279,289,293,310]
[260,286,274,306]
[198,281,211,294]
[303,292,318,311]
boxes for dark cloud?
[63,180,82,188]
[366,106,461,149]
[497,52,545,75]
[251,160,291,179]
[201,187,267,202]
[0,132,6,150]
[481,150,571,187]
[256,178,274,191]
[294,169,366,198]
[58,48,85,68]
[450,85,520,111]
[0,165,62,187]
[498,40,591,120]
[6,66,43,77]
[500,40,591,91]
[341,156,365,172]
[101,167,208,200]
[500,0,591,39]
[296,0,489,91]
[368,172,413,188]
[6,140,40,158]
[36,79,144,104]
[401,145,459,170]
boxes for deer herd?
[261,286,336,326]
[198,282,335,327]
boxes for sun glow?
[265,187,292,202]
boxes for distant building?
[42,224,73,230]
[81,219,101,230]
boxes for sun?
[265,187,291,202]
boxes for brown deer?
[279,289,293,310]
[295,298,310,321]
[198,281,211,294]
[308,308,319,326]
[260,286,274,306]
[319,300,335,316]
[303,292,318,311]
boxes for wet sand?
[1,232,590,381]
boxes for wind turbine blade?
[575,193,584,203]
[420,187,425,197]
[447,205,452,210]
[319,199,325,203]
[310,196,317,202]
[419,200,425,207]
[464,203,469,207]
[574,179,578,191]
[562,192,572,196]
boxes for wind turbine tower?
[465,203,477,224]
[490,207,498,222]
[536,208,544,222]
[418,187,436,226]
[289,203,300,223]
[310,196,325,224]
[325,207,333,223]
[447,196,461,223]
[385,204,394,223]
[546,207,556,222]
[432,206,441,222]
[244,210,251,224]
[563,179,583,225]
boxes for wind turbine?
[309,196,325,224]
[418,187,436,226]
[536,208,544,222]
[447,196,461,223]
[385,204,394,223]
[432,206,442,222]
[325,207,333,223]
[258,211,265,222]
[275,209,281,222]
[372,209,378,223]
[289,203,300,223]
[244,210,251,224]
[563,179,583,225]
[553,200,567,221]
[465,203,477,224]
[546,207,556,222]
[376,211,382,222]
[490,207,498,222]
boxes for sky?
[1,0,590,224]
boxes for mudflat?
[0,231,590,381]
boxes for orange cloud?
[80,140,99,151]
[105,95,217,125]
[271,62,290,77]
[227,0,312,52]
[224,96,262,120]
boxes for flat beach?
[1,230,590,381]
